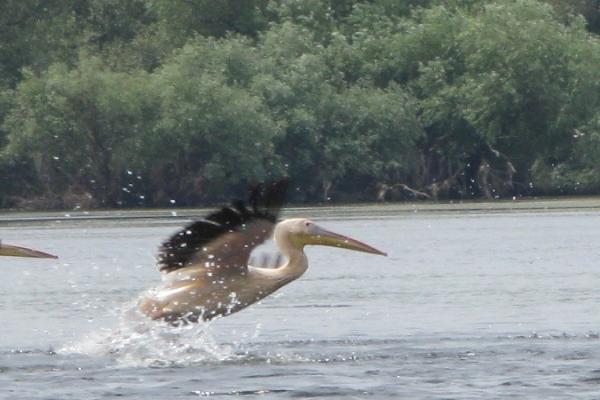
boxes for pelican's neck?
[277,245,308,282]
[272,228,308,283]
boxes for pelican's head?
[275,218,387,256]
[0,242,58,259]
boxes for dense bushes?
[1,0,600,208]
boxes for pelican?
[139,180,386,323]
[0,240,57,258]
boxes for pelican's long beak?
[0,244,58,259]
[305,224,387,256]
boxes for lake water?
[2,203,600,399]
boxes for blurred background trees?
[1,0,599,208]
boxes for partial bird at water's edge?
[0,240,57,259]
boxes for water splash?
[59,301,235,367]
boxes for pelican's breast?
[138,268,279,322]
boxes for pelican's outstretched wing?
[157,180,288,274]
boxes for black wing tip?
[249,178,289,217]
[157,179,289,272]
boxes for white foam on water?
[58,301,236,367]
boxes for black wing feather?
[157,180,288,273]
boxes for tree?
[149,0,269,41]
[253,22,422,200]
[2,57,156,207]
[142,37,283,204]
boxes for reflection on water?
[2,204,600,398]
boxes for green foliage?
[543,0,600,34]
[1,0,600,208]
[0,0,81,87]
[144,37,283,204]
[150,0,269,40]
[3,58,156,207]
[346,0,600,196]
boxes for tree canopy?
[1,0,600,208]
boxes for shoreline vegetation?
[1,1,600,210]
[3,197,600,225]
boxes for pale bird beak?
[0,244,58,259]
[306,224,387,256]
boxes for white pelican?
[0,240,57,258]
[139,180,386,323]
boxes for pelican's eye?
[305,221,311,227]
